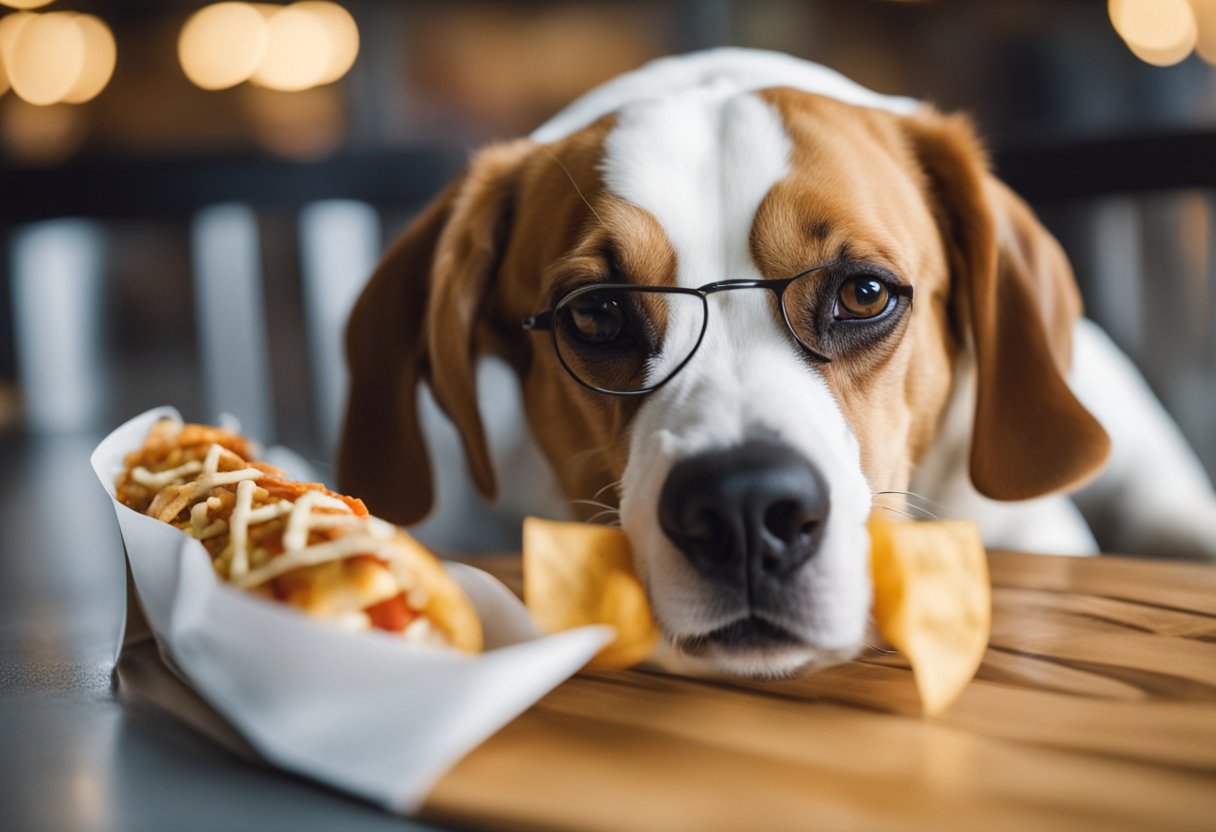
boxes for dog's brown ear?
[339,140,534,524]
[905,111,1110,500]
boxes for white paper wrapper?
[92,407,613,813]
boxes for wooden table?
[420,552,1216,831]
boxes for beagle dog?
[339,49,1216,676]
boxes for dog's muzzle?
[657,440,829,648]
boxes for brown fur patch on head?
[754,88,1106,501]
[339,116,659,523]
[497,124,680,514]
[754,89,957,493]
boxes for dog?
[339,49,1216,676]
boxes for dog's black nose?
[658,441,829,587]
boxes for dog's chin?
[651,617,862,679]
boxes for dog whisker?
[590,479,623,502]
[862,638,897,656]
[902,504,939,521]
[541,145,607,229]
[869,504,927,522]
[872,489,952,520]
[567,446,608,465]
[585,508,623,526]
[871,494,939,521]
[862,618,896,656]
[568,498,620,513]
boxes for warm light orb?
[61,14,115,104]
[0,31,8,96]
[0,11,34,70]
[1126,35,1198,67]
[0,1,56,9]
[179,2,268,90]
[0,12,33,98]
[6,11,85,106]
[251,5,331,91]
[1191,0,1216,65]
[176,2,358,93]
[294,1,358,85]
[1109,0,1197,66]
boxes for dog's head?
[339,85,1109,675]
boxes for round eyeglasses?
[522,264,913,397]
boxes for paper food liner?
[92,407,613,813]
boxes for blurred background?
[4,7,1213,828]
[1,0,1215,550]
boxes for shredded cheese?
[203,442,223,472]
[190,468,266,496]
[228,478,257,578]
[132,460,203,488]
[139,442,425,627]
[231,533,408,589]
[190,501,210,535]
[246,501,294,525]
[283,492,321,552]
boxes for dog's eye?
[566,292,627,344]
[835,276,892,320]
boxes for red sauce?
[364,593,417,633]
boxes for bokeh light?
[61,15,115,105]
[6,11,85,105]
[1191,0,1216,64]
[0,34,8,96]
[296,1,359,85]
[179,2,359,92]
[0,0,56,9]
[251,5,330,91]
[0,11,35,91]
[0,11,117,105]
[178,2,268,90]
[1109,0,1198,66]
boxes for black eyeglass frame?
[521,263,914,398]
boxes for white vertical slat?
[11,219,106,433]
[191,203,275,443]
[298,200,380,455]
[1086,197,1143,357]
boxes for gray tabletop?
[0,432,441,832]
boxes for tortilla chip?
[521,513,991,713]
[523,517,658,670]
[868,512,990,715]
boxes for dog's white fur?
[408,49,1216,673]
[600,89,872,674]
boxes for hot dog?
[116,419,482,652]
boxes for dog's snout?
[658,441,829,586]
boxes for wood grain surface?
[420,552,1216,832]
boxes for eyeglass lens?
[551,271,825,394]
[552,287,706,394]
